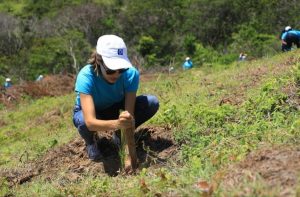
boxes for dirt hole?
[1,126,178,187]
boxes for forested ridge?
[0,0,299,82]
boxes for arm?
[281,32,287,45]
[80,93,133,132]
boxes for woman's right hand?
[118,111,135,129]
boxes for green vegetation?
[1,51,299,196]
[0,95,75,167]
[0,0,300,82]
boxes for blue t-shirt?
[182,60,193,70]
[4,82,12,88]
[75,64,139,110]
[281,30,300,40]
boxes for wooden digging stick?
[123,127,138,169]
[119,110,138,171]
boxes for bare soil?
[0,126,178,187]
[0,74,75,108]
[218,146,300,196]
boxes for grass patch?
[0,94,76,167]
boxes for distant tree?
[232,0,300,34]
[229,25,278,57]
[1,0,300,80]
[119,0,184,60]
[27,4,105,43]
[137,36,155,57]
[181,0,243,47]
[23,0,51,19]
[21,30,90,80]
[23,0,79,19]
[183,35,197,56]
[0,13,23,56]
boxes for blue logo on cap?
[118,49,123,55]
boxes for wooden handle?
[124,127,137,169]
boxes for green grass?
[0,94,76,167]
[0,0,26,15]
[1,51,300,196]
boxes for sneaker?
[112,131,121,149]
[87,143,103,161]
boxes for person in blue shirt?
[4,78,12,89]
[73,35,159,171]
[281,26,300,52]
[182,57,193,70]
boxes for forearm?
[85,118,119,132]
[80,94,124,132]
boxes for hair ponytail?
[87,50,103,76]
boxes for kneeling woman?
[73,35,159,170]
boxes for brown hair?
[87,50,103,76]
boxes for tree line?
[0,0,299,82]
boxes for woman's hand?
[281,40,287,45]
[118,111,135,129]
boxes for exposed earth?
[219,146,300,196]
[0,74,75,108]
[1,126,178,187]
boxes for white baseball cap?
[96,35,132,70]
[186,57,190,61]
[5,78,11,82]
[285,26,292,31]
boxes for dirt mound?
[0,74,75,107]
[219,146,300,196]
[0,126,178,187]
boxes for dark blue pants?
[282,33,300,52]
[73,95,159,145]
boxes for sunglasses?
[101,61,128,75]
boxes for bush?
[229,25,279,57]
[137,35,156,57]
[18,30,90,80]
[192,43,219,66]
[183,35,197,56]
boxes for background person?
[36,74,44,82]
[238,53,247,61]
[182,57,193,70]
[281,26,300,52]
[73,35,159,171]
[4,78,12,89]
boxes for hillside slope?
[0,51,299,196]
